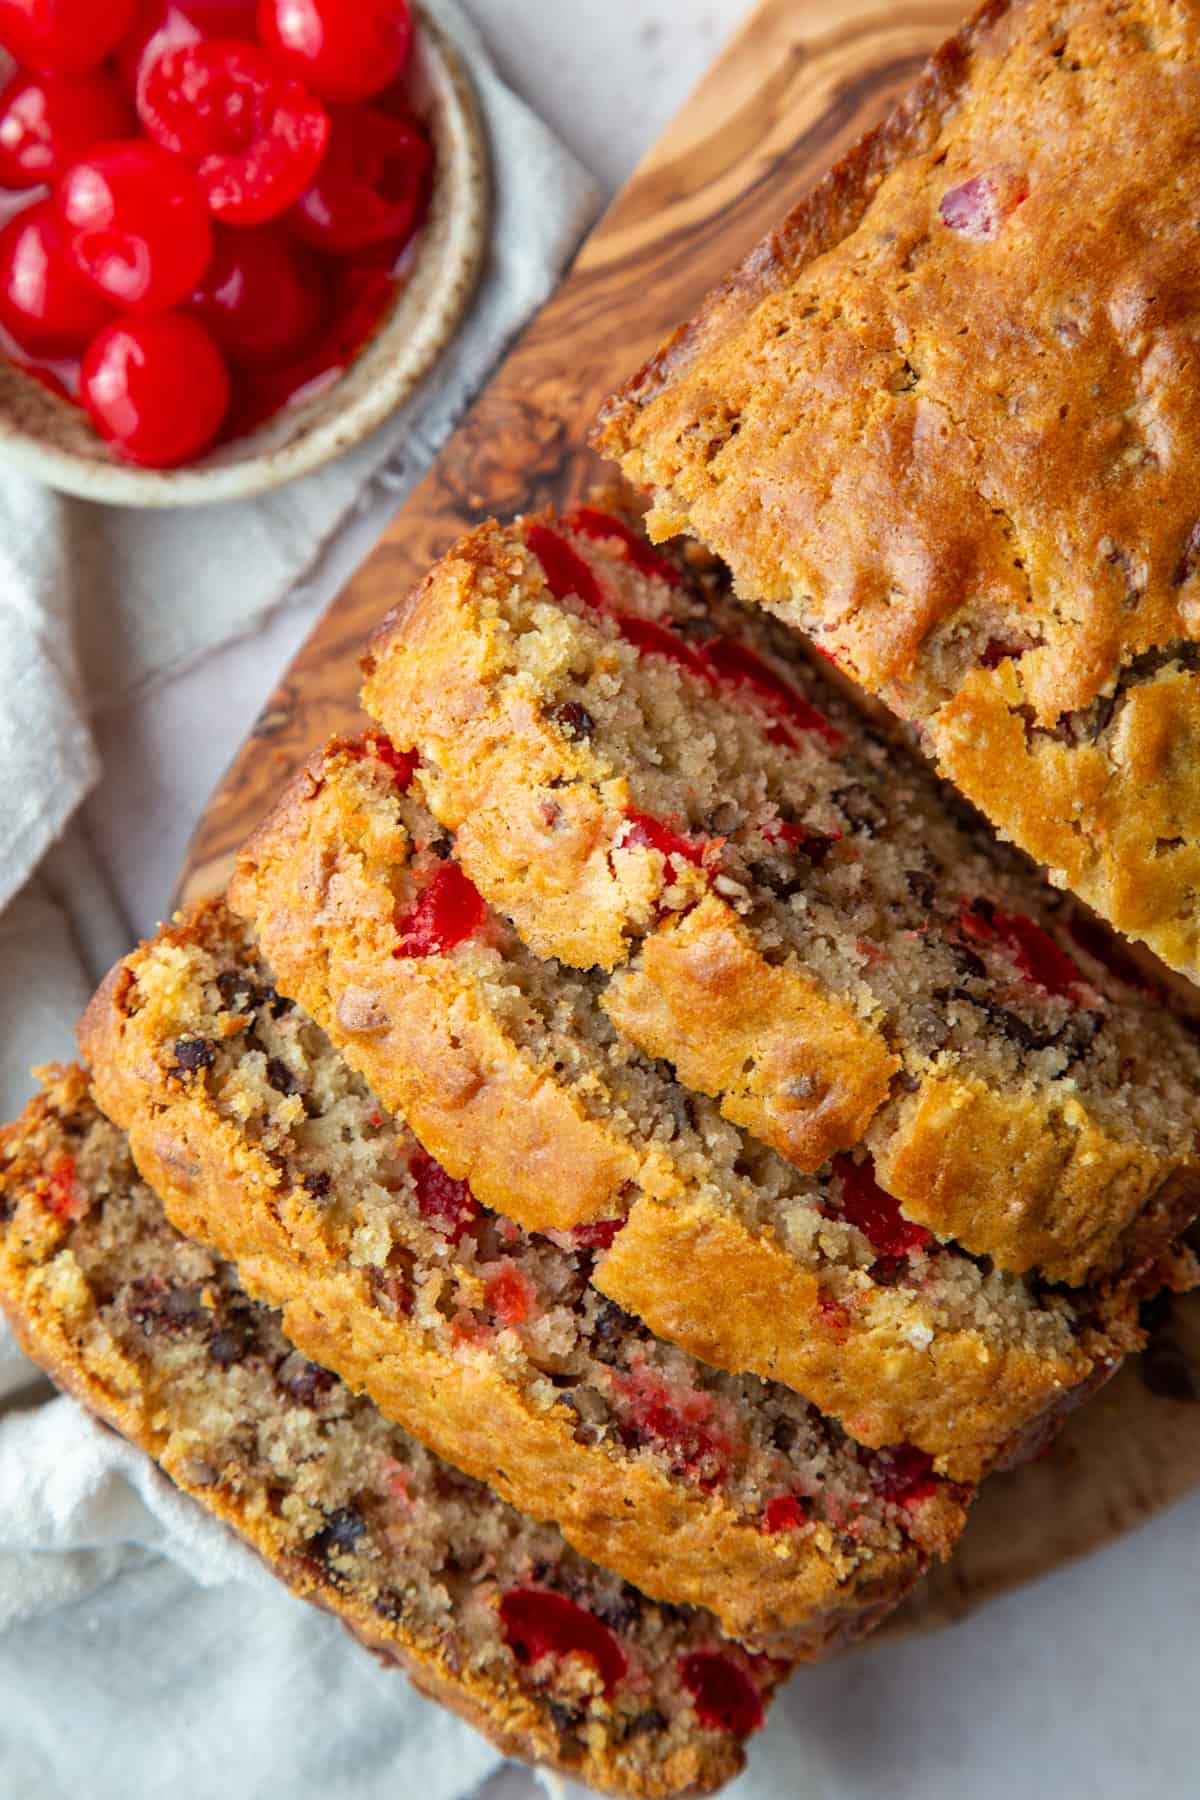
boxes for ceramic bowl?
[0,6,490,506]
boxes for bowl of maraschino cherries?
[0,0,488,503]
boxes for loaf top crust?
[596,0,1200,974]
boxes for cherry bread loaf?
[596,0,1200,986]
[357,506,1200,1288]
[228,737,1142,1481]
[0,1068,786,1798]
[80,903,967,1652]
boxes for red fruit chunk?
[700,635,845,748]
[567,505,683,588]
[190,224,325,366]
[762,818,841,859]
[959,898,1092,1004]
[139,41,330,226]
[526,521,607,611]
[832,1154,932,1259]
[0,0,136,73]
[0,69,133,189]
[45,1152,81,1219]
[939,171,1027,240]
[870,1444,940,1508]
[393,861,486,958]
[979,637,1028,670]
[409,1149,480,1245]
[678,1652,763,1736]
[257,0,413,105]
[290,104,429,254]
[500,1589,626,1695]
[355,731,417,791]
[81,312,229,466]
[761,1494,811,1534]
[616,612,714,681]
[615,812,709,880]
[0,202,111,353]
[58,140,212,312]
[117,0,258,94]
[485,1260,536,1328]
[613,1366,733,1490]
[565,1218,625,1251]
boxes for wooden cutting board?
[174,0,1200,1629]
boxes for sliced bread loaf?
[0,1066,788,1797]
[228,738,1141,1480]
[81,906,966,1652]
[358,507,1200,1287]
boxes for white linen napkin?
[0,5,600,1792]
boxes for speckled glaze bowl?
[0,6,490,506]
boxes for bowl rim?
[0,5,490,508]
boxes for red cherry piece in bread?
[290,103,430,254]
[45,1152,81,1219]
[959,898,1092,1004]
[616,612,714,681]
[485,1260,536,1327]
[138,41,330,226]
[567,505,684,588]
[0,68,133,189]
[409,1150,480,1245]
[939,170,1027,240]
[499,1588,627,1696]
[0,202,112,354]
[831,1154,933,1259]
[565,1218,625,1251]
[612,1366,733,1490]
[57,140,212,311]
[761,1494,811,1534]
[0,0,137,73]
[117,0,258,95]
[526,521,607,611]
[80,312,229,467]
[393,861,486,959]
[678,1653,764,1736]
[257,0,412,105]
[356,731,417,791]
[870,1444,940,1508]
[189,224,325,367]
[700,635,845,748]
[615,812,711,889]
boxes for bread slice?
[0,1066,790,1797]
[81,904,966,1653]
[228,738,1142,1481]
[358,506,1200,1287]
[594,0,1200,986]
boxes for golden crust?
[80,932,942,1656]
[229,747,1132,1476]
[871,1071,1186,1288]
[603,895,897,1169]
[595,0,1200,981]
[0,1072,747,1800]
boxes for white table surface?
[73,4,1200,1797]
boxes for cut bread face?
[81,908,965,1653]
[228,742,1142,1481]
[358,507,1200,1288]
[594,0,1200,988]
[0,1068,789,1798]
